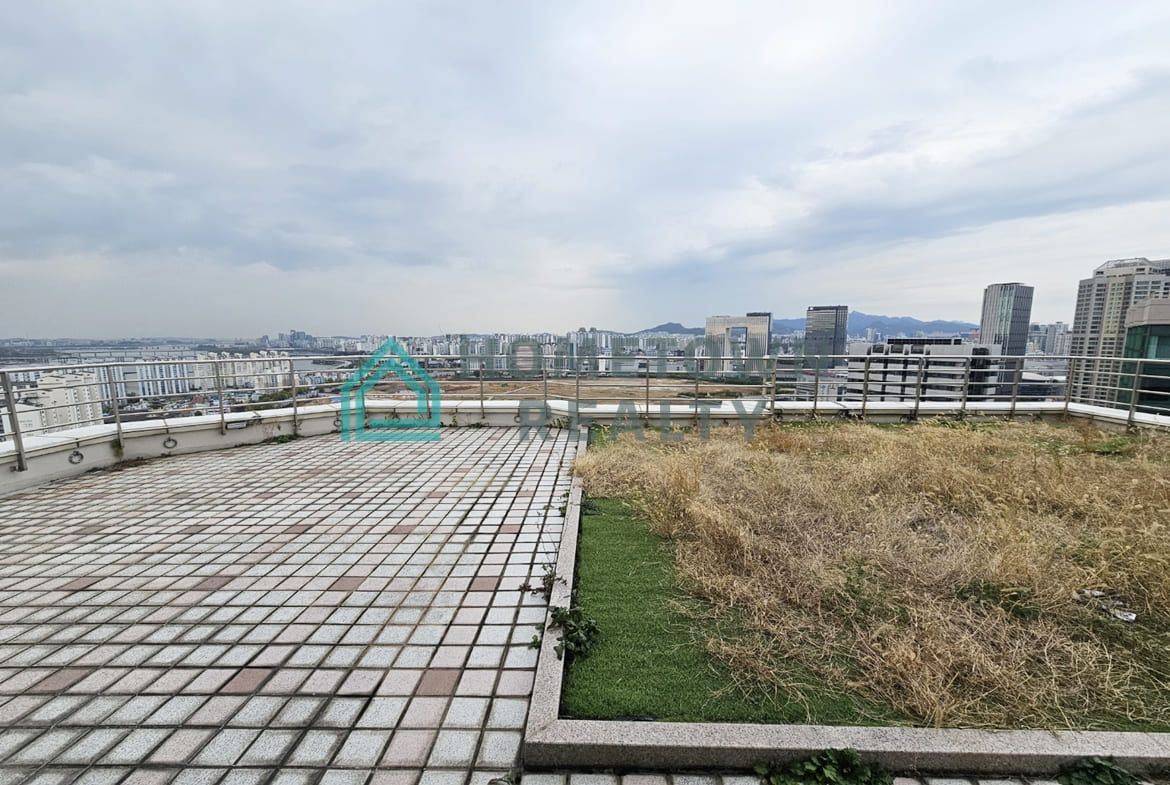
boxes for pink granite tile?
[220,668,271,693]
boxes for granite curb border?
[522,430,1170,776]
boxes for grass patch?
[562,498,908,724]
[572,419,1170,730]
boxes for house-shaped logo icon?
[339,338,441,442]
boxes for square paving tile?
[285,729,344,766]
[332,729,393,766]
[427,729,481,767]
[417,668,461,696]
[381,729,437,768]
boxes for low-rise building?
[0,403,47,440]
[845,338,999,403]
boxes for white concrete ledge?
[523,425,1170,775]
[524,718,1170,773]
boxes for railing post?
[912,356,924,420]
[479,355,486,419]
[214,360,226,435]
[960,357,971,415]
[1064,357,1075,414]
[812,358,821,417]
[289,359,299,436]
[425,357,432,420]
[1,371,28,472]
[1112,357,1124,408]
[1128,359,1144,427]
[574,360,580,411]
[1085,356,1099,407]
[644,362,650,414]
[105,364,124,448]
[543,363,549,406]
[860,355,871,419]
[693,354,701,425]
[770,357,779,416]
[1008,356,1021,418]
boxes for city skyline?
[3,3,1170,337]
[0,304,1091,345]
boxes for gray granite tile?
[238,729,298,765]
[8,728,85,764]
[100,727,172,764]
[285,729,344,766]
[475,730,520,768]
[427,729,480,767]
[192,728,260,766]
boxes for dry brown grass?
[573,419,1170,728]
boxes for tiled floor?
[0,428,578,785]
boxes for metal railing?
[2,352,1169,471]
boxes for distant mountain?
[771,311,975,337]
[635,313,975,338]
[771,317,806,332]
[637,322,705,335]
[848,312,976,337]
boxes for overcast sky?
[3,1,1170,338]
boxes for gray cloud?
[2,1,1170,337]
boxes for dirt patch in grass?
[573,419,1170,729]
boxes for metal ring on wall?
[333,416,341,428]
[163,436,178,449]
[68,450,84,465]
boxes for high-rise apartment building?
[1046,322,1071,355]
[805,306,848,361]
[979,283,1034,356]
[1070,258,1170,403]
[1071,258,1170,359]
[1027,321,1071,355]
[31,371,104,432]
[1,371,105,437]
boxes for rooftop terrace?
[3,353,1170,783]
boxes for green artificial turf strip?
[561,498,903,724]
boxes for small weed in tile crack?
[755,749,892,785]
[1057,757,1140,785]
[539,604,600,660]
[519,562,564,602]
